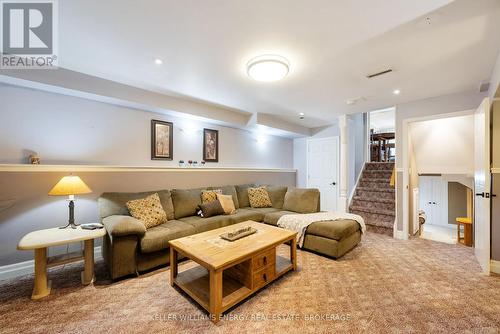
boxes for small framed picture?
[151,120,173,160]
[203,128,219,162]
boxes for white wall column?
[339,115,348,212]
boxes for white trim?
[0,246,102,281]
[491,260,500,274]
[393,221,406,239]
[0,164,296,173]
[348,162,364,206]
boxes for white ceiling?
[409,114,474,174]
[57,0,500,128]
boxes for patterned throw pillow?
[201,189,222,203]
[126,193,167,229]
[216,193,236,215]
[247,187,272,208]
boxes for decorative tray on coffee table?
[219,226,257,242]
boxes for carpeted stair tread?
[349,162,395,236]
[352,196,395,204]
[350,206,395,217]
[356,187,395,193]
[359,178,390,183]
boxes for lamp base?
[59,199,79,229]
[59,221,80,229]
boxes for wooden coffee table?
[169,220,297,323]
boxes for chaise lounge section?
[99,185,362,280]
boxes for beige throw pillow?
[201,189,222,203]
[217,194,236,214]
[247,187,272,208]
[126,193,167,229]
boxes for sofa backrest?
[265,185,288,209]
[170,188,203,219]
[282,188,320,213]
[98,190,175,220]
[234,184,256,208]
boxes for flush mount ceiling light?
[393,89,401,95]
[154,58,163,65]
[247,55,289,82]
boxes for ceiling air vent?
[479,82,490,93]
[367,69,393,79]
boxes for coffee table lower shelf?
[173,255,293,313]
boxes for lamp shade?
[48,176,92,196]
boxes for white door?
[474,98,491,273]
[307,137,339,212]
[418,176,448,226]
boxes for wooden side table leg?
[82,239,95,285]
[209,269,222,323]
[464,224,473,247]
[169,247,178,286]
[32,247,51,299]
[290,236,297,271]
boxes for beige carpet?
[1,232,500,334]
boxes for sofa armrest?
[102,215,146,238]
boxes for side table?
[18,226,106,299]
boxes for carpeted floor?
[1,232,500,334]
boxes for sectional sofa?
[98,184,361,279]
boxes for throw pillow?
[201,189,222,203]
[126,193,167,228]
[247,187,272,208]
[197,200,225,218]
[216,193,236,215]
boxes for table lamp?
[48,175,92,229]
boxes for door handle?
[330,182,336,186]
[476,192,485,197]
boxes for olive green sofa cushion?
[99,190,175,221]
[263,210,296,226]
[179,215,232,233]
[171,188,203,219]
[265,185,288,209]
[306,219,360,241]
[140,220,195,253]
[228,208,264,224]
[283,188,320,213]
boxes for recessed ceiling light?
[154,58,163,65]
[247,55,289,82]
[393,89,401,95]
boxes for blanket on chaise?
[277,212,366,248]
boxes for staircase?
[349,162,395,236]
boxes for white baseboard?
[0,246,102,281]
[491,260,500,275]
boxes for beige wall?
[0,170,296,265]
[0,84,293,168]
